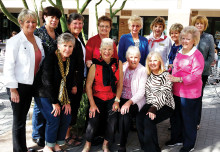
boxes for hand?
[166,75,180,82]
[71,86,77,94]
[112,101,120,112]
[51,103,61,117]
[86,60,93,68]
[10,88,20,103]
[120,100,132,115]
[62,103,71,115]
[146,112,156,120]
[89,104,100,118]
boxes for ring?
[115,106,118,109]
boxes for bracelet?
[179,77,183,83]
[115,97,120,103]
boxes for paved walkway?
[0,55,220,152]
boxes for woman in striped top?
[136,51,175,152]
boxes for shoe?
[32,138,45,147]
[102,145,110,152]
[82,145,90,152]
[27,148,36,152]
[165,140,183,146]
[179,147,194,152]
[65,136,82,147]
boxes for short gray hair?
[128,15,143,29]
[126,46,141,59]
[18,9,38,25]
[180,26,200,46]
[100,38,114,50]
[57,33,75,47]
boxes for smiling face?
[170,30,180,44]
[44,15,59,29]
[100,45,113,63]
[152,24,164,38]
[68,19,84,36]
[194,20,205,34]
[127,52,140,70]
[129,21,141,35]
[98,21,111,37]
[149,55,161,74]
[181,33,195,52]
[58,41,74,59]
[20,17,37,34]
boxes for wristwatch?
[179,77,183,83]
[115,97,120,103]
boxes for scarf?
[92,58,118,93]
[56,49,71,105]
[148,35,167,48]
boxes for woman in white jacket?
[118,46,147,152]
[3,9,44,152]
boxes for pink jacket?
[123,62,147,111]
[172,47,204,98]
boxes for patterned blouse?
[145,72,175,110]
[34,25,59,56]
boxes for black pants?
[7,83,33,152]
[85,97,118,142]
[119,98,139,147]
[136,104,173,152]
[198,75,208,125]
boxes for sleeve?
[85,38,93,62]
[168,46,174,64]
[130,67,147,104]
[113,42,118,59]
[41,54,58,104]
[118,35,127,63]
[3,39,19,88]
[204,35,215,71]
[165,38,172,67]
[182,52,205,85]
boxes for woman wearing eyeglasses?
[85,16,118,68]
[118,15,149,66]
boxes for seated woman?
[33,33,76,152]
[118,46,147,152]
[82,38,123,152]
[136,51,175,152]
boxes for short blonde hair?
[100,38,114,50]
[150,16,166,31]
[169,23,183,36]
[126,46,141,59]
[191,15,208,31]
[180,26,200,46]
[18,9,38,25]
[128,15,143,29]
[145,52,165,75]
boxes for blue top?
[118,33,149,66]
[168,43,182,64]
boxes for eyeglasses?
[99,25,110,29]
[131,25,140,28]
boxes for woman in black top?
[33,33,76,152]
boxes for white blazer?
[3,30,45,88]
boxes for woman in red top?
[85,16,118,68]
[82,38,123,152]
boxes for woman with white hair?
[82,38,123,152]
[118,15,149,66]
[118,46,147,152]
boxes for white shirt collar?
[179,46,197,56]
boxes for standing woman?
[191,15,215,128]
[33,33,75,152]
[82,38,123,152]
[118,15,149,66]
[32,6,62,147]
[85,15,118,68]
[147,16,172,69]
[136,52,174,152]
[65,13,86,146]
[3,9,45,152]
[166,26,204,152]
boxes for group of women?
[3,6,214,152]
